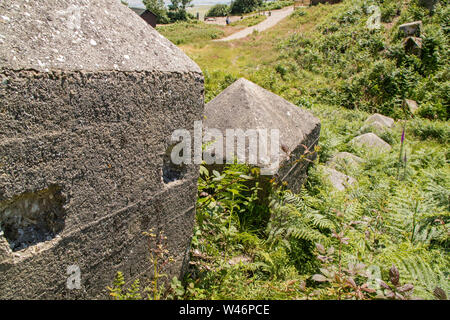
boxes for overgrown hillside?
[113,0,449,300]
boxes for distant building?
[130,8,157,28]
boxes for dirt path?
[214,6,295,42]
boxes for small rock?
[228,255,251,266]
[399,21,422,37]
[327,152,364,169]
[362,120,389,132]
[322,166,357,191]
[351,133,392,152]
[365,113,395,128]
[404,99,419,114]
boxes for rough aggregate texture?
[0,0,204,299]
[204,78,321,193]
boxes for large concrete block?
[351,133,392,152]
[0,0,204,299]
[204,78,320,193]
[399,21,422,37]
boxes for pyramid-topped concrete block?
[0,0,204,299]
[365,113,395,129]
[204,78,321,193]
[399,21,422,37]
[351,133,392,152]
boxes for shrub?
[418,102,448,120]
[230,0,264,14]
[206,4,230,17]
[143,0,170,24]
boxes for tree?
[230,0,264,14]
[143,0,170,24]
[206,4,230,17]
[167,0,194,22]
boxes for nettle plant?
[307,206,418,300]
[377,265,415,300]
[108,229,174,300]
[310,212,378,301]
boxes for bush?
[230,0,264,14]
[156,21,224,45]
[206,4,230,17]
[143,0,170,24]
[418,102,448,120]
[262,0,294,11]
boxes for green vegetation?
[157,21,226,45]
[262,0,294,11]
[230,0,264,14]
[206,4,230,17]
[178,103,449,300]
[144,0,171,23]
[205,0,293,17]
[230,15,267,27]
[144,0,195,23]
[115,0,449,300]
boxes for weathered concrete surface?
[204,78,321,193]
[0,0,204,299]
[399,21,422,37]
[351,133,392,152]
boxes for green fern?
[384,251,449,299]
[267,189,334,246]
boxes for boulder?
[362,113,395,132]
[399,21,422,37]
[321,167,357,191]
[327,152,364,169]
[204,78,321,193]
[404,99,419,114]
[365,113,395,128]
[0,0,204,299]
[351,133,392,152]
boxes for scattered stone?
[228,255,252,266]
[404,99,419,114]
[327,152,364,169]
[363,113,395,131]
[404,36,423,56]
[322,166,357,191]
[399,21,422,37]
[366,113,395,128]
[351,133,392,152]
[0,0,204,299]
[204,78,321,193]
